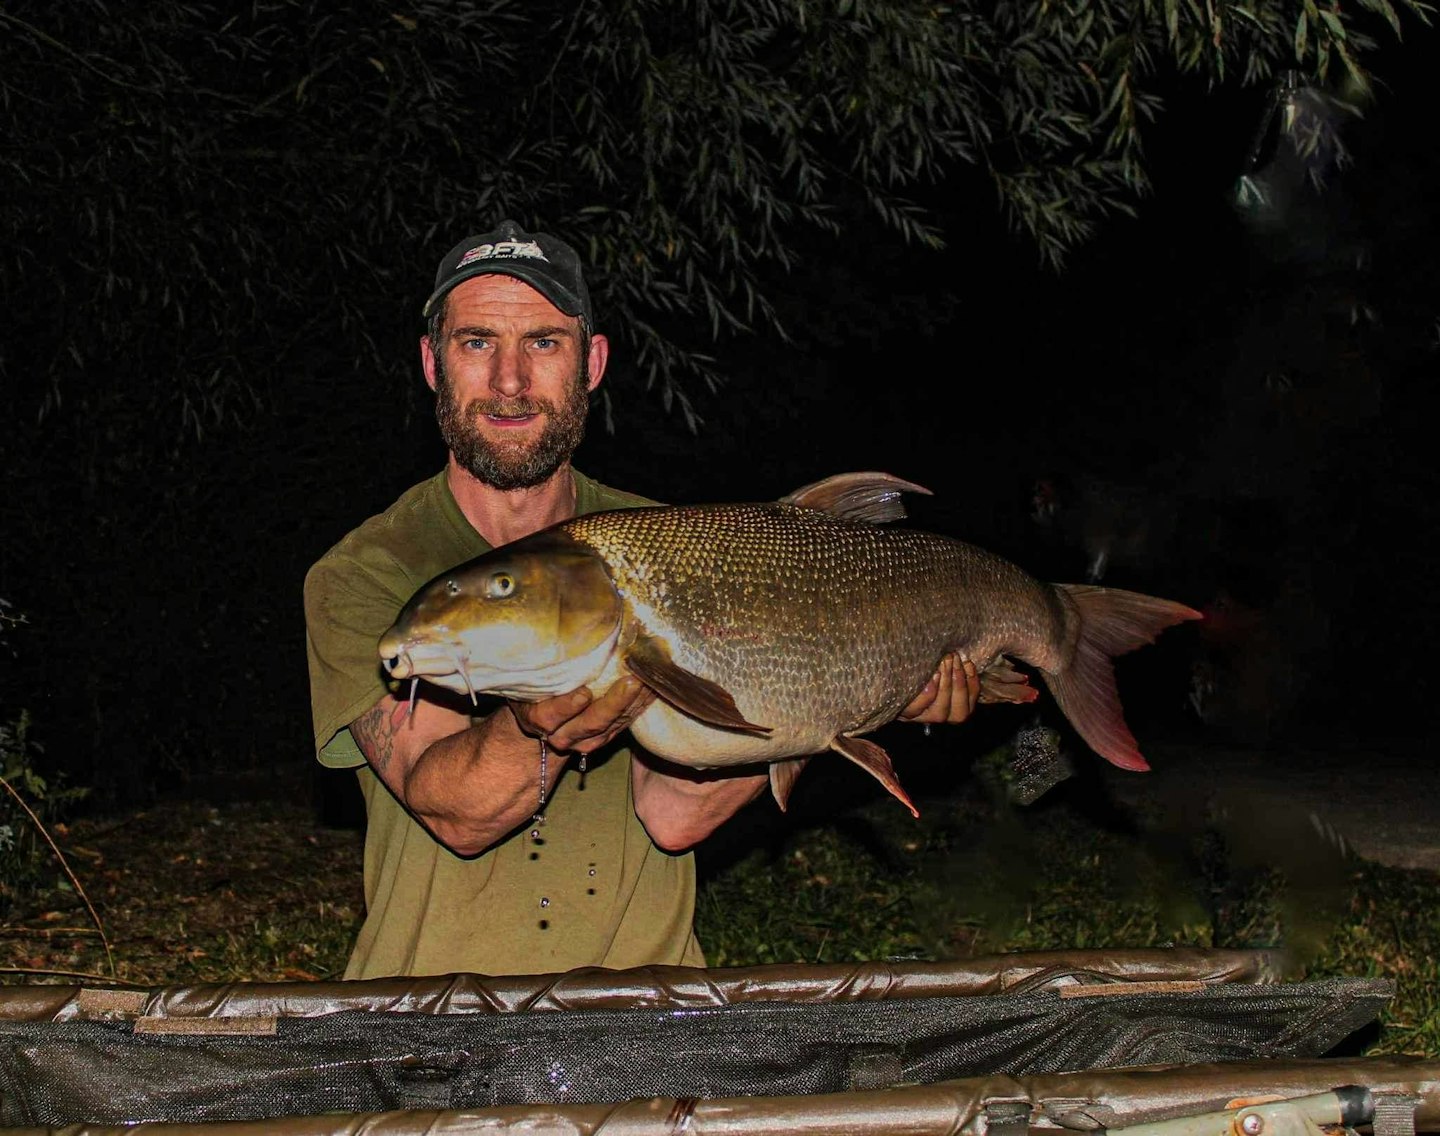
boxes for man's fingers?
[901,654,981,725]
[912,673,940,710]
[935,657,979,723]
[591,675,647,717]
[930,655,955,722]
[961,657,980,714]
[900,656,948,723]
[549,677,652,753]
[513,688,593,738]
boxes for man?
[304,220,979,980]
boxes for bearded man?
[304,220,978,979]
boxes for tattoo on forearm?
[352,704,396,775]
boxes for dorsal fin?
[779,472,932,524]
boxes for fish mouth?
[378,626,417,678]
[381,649,412,680]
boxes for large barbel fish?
[378,473,1200,815]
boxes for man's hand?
[509,676,656,754]
[899,654,980,725]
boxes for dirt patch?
[1,796,364,986]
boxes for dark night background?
[1,5,1437,822]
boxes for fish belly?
[629,700,837,768]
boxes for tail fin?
[1044,584,1202,771]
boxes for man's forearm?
[631,757,769,853]
[404,707,561,857]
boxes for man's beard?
[433,356,590,491]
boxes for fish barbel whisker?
[457,657,479,707]
[386,670,421,732]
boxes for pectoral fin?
[829,735,919,818]
[780,472,932,524]
[625,636,772,735]
[768,757,811,812]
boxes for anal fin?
[829,735,918,818]
[768,757,811,812]
[625,636,771,735]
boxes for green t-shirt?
[304,468,704,979]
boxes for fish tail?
[1044,584,1202,771]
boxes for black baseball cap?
[423,219,593,324]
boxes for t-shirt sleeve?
[304,551,410,768]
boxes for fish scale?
[379,473,1201,814]
[564,502,1065,762]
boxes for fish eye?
[445,579,460,596]
[486,572,516,599]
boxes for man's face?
[424,275,602,491]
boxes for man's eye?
[533,337,556,350]
[463,338,490,350]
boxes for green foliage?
[0,711,90,915]
[0,605,87,910]
[0,0,1426,433]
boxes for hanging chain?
[533,736,590,828]
[533,734,549,825]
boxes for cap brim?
[423,263,587,320]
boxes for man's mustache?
[465,397,552,420]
